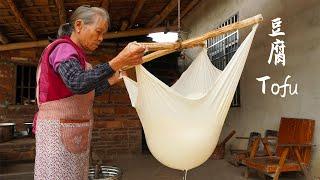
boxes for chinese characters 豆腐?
[256,17,298,98]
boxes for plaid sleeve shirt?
[57,58,115,96]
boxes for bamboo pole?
[140,41,205,52]
[181,14,263,48]
[142,49,177,63]
[139,42,180,51]
[122,49,176,70]
[127,14,263,68]
[139,14,263,52]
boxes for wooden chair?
[242,117,315,180]
[230,130,277,166]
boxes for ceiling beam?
[0,40,49,52]
[0,14,59,19]
[103,26,177,39]
[173,0,201,25]
[7,0,37,40]
[24,0,34,6]
[0,26,177,51]
[0,32,9,44]
[146,0,177,28]
[129,0,146,28]
[55,0,67,24]
[100,0,110,12]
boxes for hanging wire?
[177,0,187,72]
[178,0,181,42]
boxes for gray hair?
[58,6,110,38]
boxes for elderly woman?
[34,6,145,179]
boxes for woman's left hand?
[107,71,127,85]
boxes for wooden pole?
[123,14,263,70]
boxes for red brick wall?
[0,60,38,131]
[91,79,142,163]
[0,49,142,163]
[0,61,16,105]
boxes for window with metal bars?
[16,65,37,105]
[207,13,240,107]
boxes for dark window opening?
[16,65,37,105]
[207,13,241,107]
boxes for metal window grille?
[16,65,37,105]
[207,13,240,107]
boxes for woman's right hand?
[107,71,127,85]
[109,42,146,71]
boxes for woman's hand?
[107,71,127,85]
[108,42,146,71]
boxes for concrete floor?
[0,154,306,180]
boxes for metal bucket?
[88,165,122,180]
[0,123,15,142]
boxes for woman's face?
[76,15,108,51]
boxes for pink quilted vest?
[38,36,87,102]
